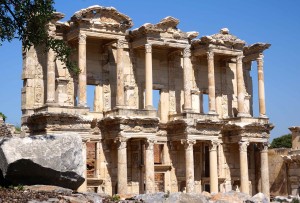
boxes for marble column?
[183,46,192,111]
[257,54,266,117]
[145,139,156,193]
[209,140,219,193]
[78,33,87,107]
[236,55,247,117]
[260,142,270,198]
[182,139,196,193]
[46,48,55,103]
[207,51,216,114]
[93,84,103,112]
[77,141,87,192]
[145,44,153,109]
[239,141,249,194]
[116,40,125,108]
[115,137,128,194]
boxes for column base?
[183,108,193,113]
[208,110,218,115]
[145,105,155,110]
[259,114,268,118]
[78,103,87,108]
[237,112,251,117]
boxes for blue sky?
[0,0,299,140]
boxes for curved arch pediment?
[70,5,133,31]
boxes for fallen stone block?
[0,134,85,190]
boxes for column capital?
[145,138,156,150]
[79,33,87,44]
[207,51,214,60]
[239,141,249,152]
[236,55,244,63]
[209,140,220,151]
[257,53,264,61]
[114,137,128,149]
[117,39,126,49]
[259,142,269,153]
[183,45,191,58]
[145,44,152,53]
[181,139,196,150]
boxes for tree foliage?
[0,0,78,74]
[0,112,7,121]
[270,134,292,149]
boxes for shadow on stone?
[1,159,84,190]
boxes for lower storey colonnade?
[84,138,270,196]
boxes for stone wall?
[269,148,289,196]
[0,117,12,137]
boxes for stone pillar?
[78,33,87,107]
[209,140,219,193]
[260,142,270,198]
[145,139,156,193]
[236,55,247,117]
[93,85,103,112]
[46,48,56,103]
[207,51,216,114]
[239,141,250,194]
[257,54,266,117]
[181,139,196,193]
[115,137,128,194]
[145,44,153,109]
[183,46,192,111]
[77,140,87,192]
[116,40,125,108]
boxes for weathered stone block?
[0,134,85,190]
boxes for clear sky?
[0,0,299,140]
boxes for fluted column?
[116,40,125,107]
[260,142,270,198]
[209,140,219,193]
[145,44,153,109]
[145,139,156,193]
[183,46,192,111]
[78,33,87,107]
[46,48,55,103]
[236,55,247,117]
[207,51,216,114]
[182,139,196,193]
[239,141,249,194]
[257,54,266,117]
[115,137,128,194]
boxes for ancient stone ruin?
[21,5,274,196]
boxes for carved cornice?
[70,5,133,30]
[243,43,271,56]
[194,28,246,50]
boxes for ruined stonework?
[21,5,273,196]
[0,117,12,137]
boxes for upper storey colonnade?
[35,6,270,120]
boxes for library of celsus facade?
[21,6,274,196]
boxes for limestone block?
[0,134,85,190]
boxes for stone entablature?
[21,5,273,197]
